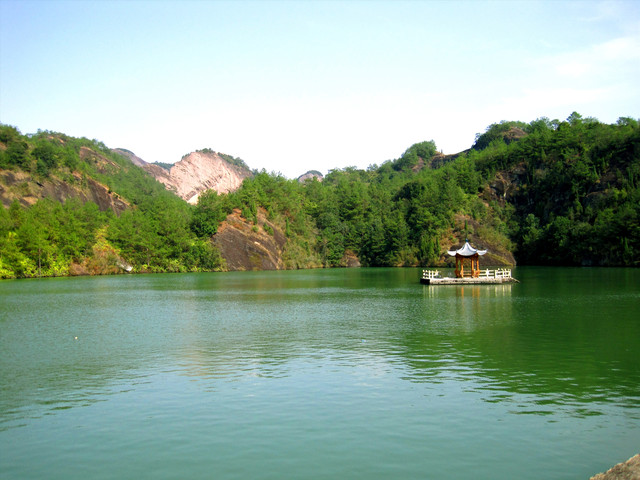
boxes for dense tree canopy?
[0,113,638,279]
[0,126,223,277]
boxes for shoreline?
[590,454,640,479]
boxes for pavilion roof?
[447,241,487,257]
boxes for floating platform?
[421,269,518,285]
[420,276,518,285]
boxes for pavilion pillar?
[446,241,488,279]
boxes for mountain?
[297,170,324,183]
[470,115,640,266]
[213,207,288,270]
[1,137,130,213]
[1,113,638,280]
[114,148,252,204]
[0,168,129,214]
[0,126,225,278]
[112,148,147,168]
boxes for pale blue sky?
[1,0,639,178]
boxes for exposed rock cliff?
[113,148,147,168]
[117,149,252,204]
[340,250,361,267]
[213,208,287,270]
[0,169,128,214]
[298,170,324,183]
[427,150,469,170]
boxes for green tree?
[191,190,229,237]
[33,139,59,176]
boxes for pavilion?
[447,240,487,278]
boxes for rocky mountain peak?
[297,170,324,183]
[113,148,146,168]
[118,149,253,204]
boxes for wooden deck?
[420,276,517,285]
[421,269,518,285]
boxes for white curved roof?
[447,241,487,257]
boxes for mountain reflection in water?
[1,267,638,480]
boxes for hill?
[206,114,638,269]
[298,170,324,183]
[0,126,224,278]
[1,113,638,279]
[115,148,252,203]
[470,114,640,266]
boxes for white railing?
[478,268,512,278]
[422,270,440,280]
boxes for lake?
[1,267,639,479]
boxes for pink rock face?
[147,151,252,204]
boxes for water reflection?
[423,283,514,299]
[1,268,639,431]
[408,268,640,419]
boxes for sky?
[1,0,639,178]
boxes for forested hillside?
[470,113,639,266]
[0,113,638,279]
[0,126,223,277]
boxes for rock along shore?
[590,454,640,480]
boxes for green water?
[1,267,638,479]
